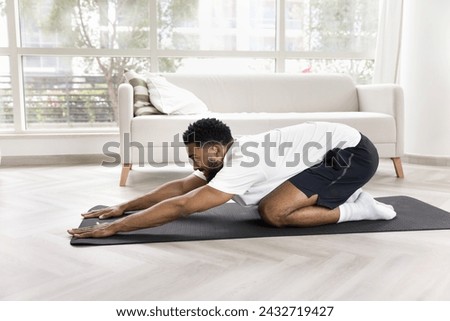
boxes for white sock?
[338,191,397,223]
[346,188,363,203]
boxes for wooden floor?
[1,159,450,301]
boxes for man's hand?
[81,206,124,219]
[67,222,118,238]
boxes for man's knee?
[258,200,287,228]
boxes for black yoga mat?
[70,196,450,246]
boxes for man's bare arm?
[81,174,206,219]
[119,174,207,211]
[68,185,233,238]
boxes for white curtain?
[373,0,404,83]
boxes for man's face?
[186,143,224,182]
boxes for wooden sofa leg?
[391,157,404,178]
[120,163,132,186]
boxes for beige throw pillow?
[123,70,161,116]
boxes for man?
[68,118,396,238]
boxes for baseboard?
[404,154,450,167]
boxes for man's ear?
[207,144,220,156]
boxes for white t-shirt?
[194,122,361,206]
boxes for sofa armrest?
[356,84,404,157]
[118,83,134,163]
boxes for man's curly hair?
[183,118,234,147]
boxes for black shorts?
[288,133,379,209]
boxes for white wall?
[399,0,450,157]
[0,133,118,157]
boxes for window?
[19,0,151,49]
[0,56,13,130]
[158,0,277,51]
[2,0,379,132]
[159,57,275,74]
[23,56,151,129]
[284,0,378,83]
[0,0,7,47]
[285,59,375,84]
[285,0,378,52]
[0,1,13,130]
[17,0,152,129]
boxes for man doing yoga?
[68,118,396,238]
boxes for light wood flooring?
[1,159,450,301]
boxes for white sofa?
[118,73,404,186]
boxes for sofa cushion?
[131,112,396,147]
[123,70,161,116]
[146,74,209,115]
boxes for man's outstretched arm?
[68,185,233,238]
[80,173,207,219]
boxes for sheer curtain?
[373,0,404,83]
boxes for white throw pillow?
[145,74,209,115]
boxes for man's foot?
[338,191,396,223]
[354,192,397,220]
